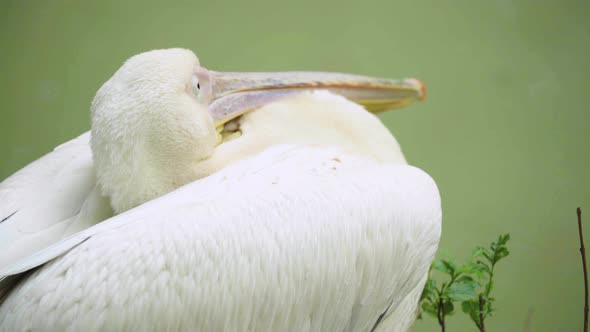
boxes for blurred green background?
[1,0,589,330]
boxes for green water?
[1,0,589,330]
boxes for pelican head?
[91,48,425,213]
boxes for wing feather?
[0,145,441,331]
[0,132,113,271]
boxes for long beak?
[196,67,426,126]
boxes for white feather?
[0,145,440,332]
[0,132,112,271]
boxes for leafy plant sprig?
[419,234,510,331]
[462,234,510,331]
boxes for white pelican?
[0,49,440,331]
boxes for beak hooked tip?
[408,78,427,101]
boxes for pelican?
[0,49,440,331]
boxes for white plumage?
[0,132,111,270]
[0,49,440,331]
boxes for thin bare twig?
[479,294,486,332]
[578,207,588,332]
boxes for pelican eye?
[191,76,200,96]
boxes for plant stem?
[437,298,446,332]
[484,269,493,297]
[478,294,485,332]
[578,207,588,332]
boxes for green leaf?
[458,261,486,279]
[490,233,511,265]
[445,276,479,301]
[472,246,485,257]
[462,300,483,329]
[482,251,493,263]
[474,260,492,275]
[433,258,457,276]
[472,246,490,260]
[420,279,438,303]
[442,300,455,315]
[493,247,510,263]
[498,233,510,245]
[485,296,496,316]
[421,301,438,318]
[461,299,477,315]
